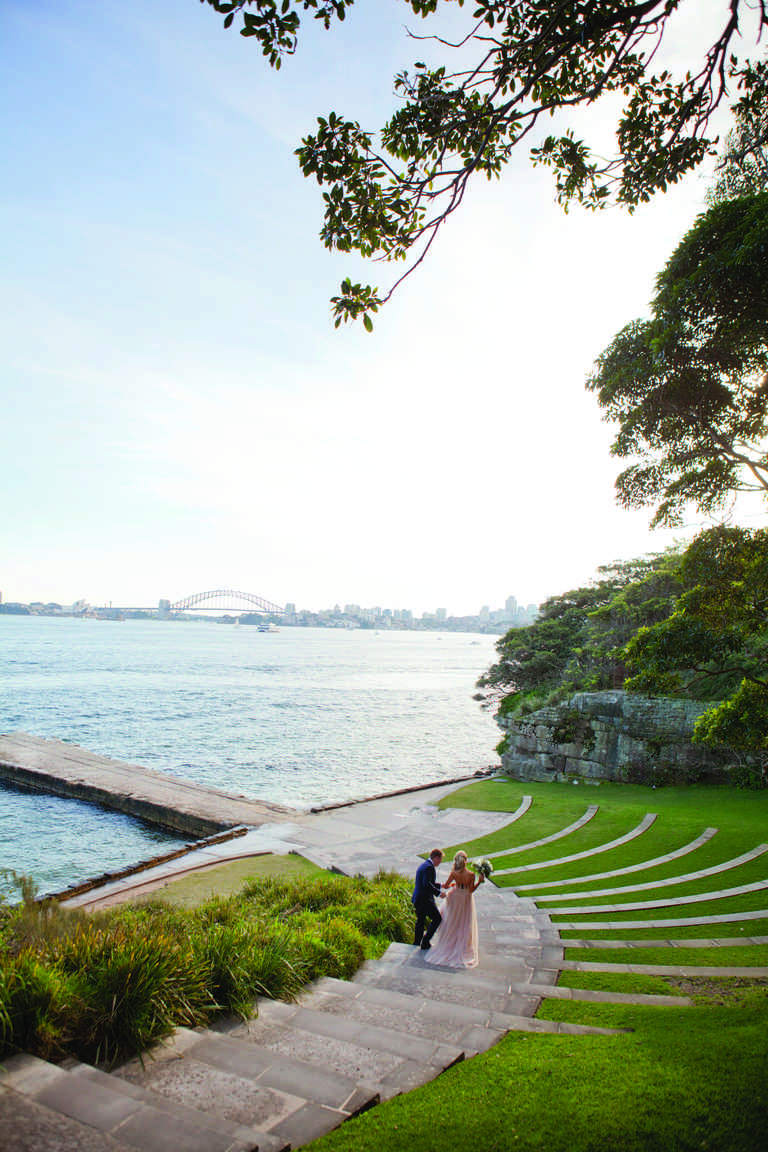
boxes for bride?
[424,850,484,968]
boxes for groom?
[411,848,443,949]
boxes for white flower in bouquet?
[470,858,494,882]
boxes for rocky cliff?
[498,691,733,785]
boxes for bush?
[0,951,76,1061]
[193,920,303,1018]
[295,916,368,982]
[57,924,210,1066]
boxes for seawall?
[0,732,295,838]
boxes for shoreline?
[32,766,497,906]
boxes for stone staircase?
[0,887,638,1152]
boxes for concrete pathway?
[0,733,294,838]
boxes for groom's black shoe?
[420,940,431,950]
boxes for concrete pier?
[0,732,295,838]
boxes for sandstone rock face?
[498,691,733,785]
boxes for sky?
[1,0,764,616]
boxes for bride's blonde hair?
[454,851,468,871]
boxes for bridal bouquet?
[470,858,494,881]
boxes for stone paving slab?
[495,813,658,877]
[305,975,542,1035]
[554,909,768,931]
[563,936,768,949]
[219,1014,462,1098]
[228,1000,465,1071]
[532,844,768,902]
[70,1059,279,1151]
[1,1054,265,1152]
[547,880,768,916]
[559,960,768,977]
[0,1086,138,1152]
[513,828,718,887]
[352,957,543,1015]
[507,980,691,1007]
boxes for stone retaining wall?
[498,691,733,785]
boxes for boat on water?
[257,623,280,633]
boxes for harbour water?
[0,617,500,897]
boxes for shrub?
[0,951,76,1061]
[295,916,368,982]
[58,925,210,1066]
[193,920,303,1018]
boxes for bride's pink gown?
[424,883,478,968]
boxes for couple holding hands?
[411,847,485,969]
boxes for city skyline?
[1,587,538,624]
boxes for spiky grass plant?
[194,919,304,1018]
[57,924,211,1067]
[0,951,76,1061]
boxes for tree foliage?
[587,190,768,526]
[477,549,682,715]
[202,0,768,323]
[623,525,768,778]
[480,529,768,776]
[708,71,768,203]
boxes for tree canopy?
[623,525,768,782]
[202,0,768,324]
[480,530,768,782]
[587,190,768,526]
[708,67,768,203]
[477,549,681,715]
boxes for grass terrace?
[305,778,768,1152]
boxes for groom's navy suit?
[412,857,442,947]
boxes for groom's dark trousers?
[411,857,442,946]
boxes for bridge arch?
[170,589,284,614]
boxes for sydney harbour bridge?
[112,590,284,616]
[168,589,283,615]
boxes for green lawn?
[133,851,326,908]
[304,778,768,1152]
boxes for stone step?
[0,1081,138,1152]
[115,1025,380,1150]
[309,974,543,1040]
[0,1053,266,1152]
[218,999,464,1102]
[513,980,692,1007]
[297,974,628,1040]
[382,939,542,978]
[352,955,542,1016]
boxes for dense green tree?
[587,191,768,526]
[477,549,681,715]
[623,525,768,778]
[708,76,768,204]
[202,0,768,323]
